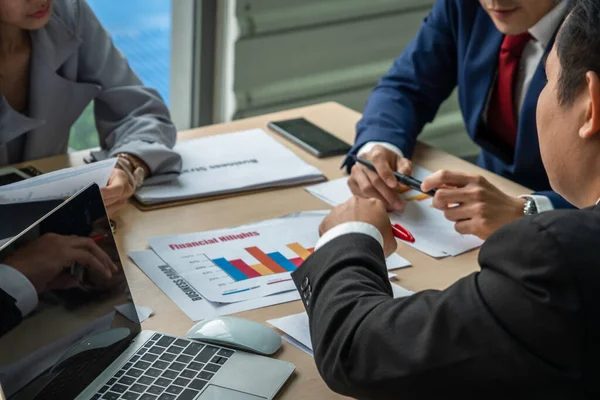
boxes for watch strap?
[116,158,139,192]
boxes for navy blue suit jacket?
[351,0,572,209]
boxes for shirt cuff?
[0,264,38,317]
[357,142,405,158]
[519,194,555,213]
[315,222,384,251]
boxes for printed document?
[134,129,325,205]
[305,166,484,258]
[267,284,414,357]
[146,212,411,304]
[0,159,116,205]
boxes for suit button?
[301,277,310,291]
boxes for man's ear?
[579,71,600,139]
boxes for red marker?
[392,224,415,243]
[91,234,108,243]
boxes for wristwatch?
[523,196,538,216]
[116,153,147,191]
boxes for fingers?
[422,170,481,193]
[101,184,124,204]
[106,198,129,218]
[349,165,403,211]
[47,275,80,291]
[101,169,134,205]
[68,248,113,279]
[370,152,398,189]
[350,166,387,203]
[454,220,475,235]
[69,236,118,274]
[442,203,478,222]
[396,157,413,176]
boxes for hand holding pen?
[347,145,415,211]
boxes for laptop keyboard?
[90,333,235,400]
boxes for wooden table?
[21,102,529,399]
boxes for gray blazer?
[0,0,181,184]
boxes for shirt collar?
[529,1,569,47]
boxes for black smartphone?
[0,165,42,187]
[267,118,352,158]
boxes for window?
[69,0,172,150]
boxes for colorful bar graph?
[245,247,287,273]
[212,258,249,281]
[287,243,312,260]
[266,252,297,272]
[406,193,431,202]
[229,259,261,279]
[290,257,304,267]
[249,263,274,276]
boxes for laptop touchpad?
[199,385,266,400]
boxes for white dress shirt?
[358,1,568,214]
[0,264,38,317]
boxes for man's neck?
[0,23,28,56]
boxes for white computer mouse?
[186,317,282,356]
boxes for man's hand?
[3,234,118,293]
[348,145,413,212]
[101,168,134,217]
[421,170,526,240]
[320,196,397,256]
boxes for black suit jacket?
[0,288,23,337]
[292,205,600,399]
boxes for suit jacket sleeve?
[291,224,582,399]
[73,0,182,184]
[0,288,23,337]
[350,0,460,165]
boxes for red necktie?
[488,33,532,149]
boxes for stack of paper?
[134,129,325,205]
[0,159,116,205]
[130,211,411,321]
[267,284,414,356]
[305,167,483,258]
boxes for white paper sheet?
[147,213,411,304]
[0,159,116,205]
[134,129,324,205]
[267,283,414,356]
[305,170,483,258]
[129,250,302,322]
[114,304,154,323]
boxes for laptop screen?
[0,184,142,399]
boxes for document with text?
[134,129,325,205]
[305,167,484,258]
[0,159,116,205]
[145,211,411,305]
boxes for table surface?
[21,102,530,399]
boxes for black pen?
[352,155,437,196]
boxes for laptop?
[0,184,295,400]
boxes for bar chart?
[211,243,314,282]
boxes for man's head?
[479,0,561,34]
[537,0,600,208]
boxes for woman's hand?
[101,168,134,217]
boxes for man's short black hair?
[556,0,600,106]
